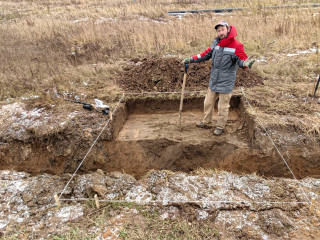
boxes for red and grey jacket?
[190,25,248,93]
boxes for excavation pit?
[99,95,277,179]
[102,96,250,178]
[1,95,319,179]
[97,95,320,180]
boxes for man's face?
[216,25,229,40]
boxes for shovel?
[179,63,188,130]
[312,75,320,101]
[306,75,320,104]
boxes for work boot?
[213,128,224,136]
[196,122,212,129]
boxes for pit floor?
[117,109,249,146]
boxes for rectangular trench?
[99,95,301,179]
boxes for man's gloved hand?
[243,56,255,69]
[182,58,191,64]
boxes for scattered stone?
[22,193,33,203]
[83,128,92,138]
[105,176,115,186]
[121,173,137,184]
[96,169,104,176]
[109,171,123,179]
[91,185,108,197]
[63,148,72,156]
[247,213,257,221]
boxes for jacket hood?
[218,25,237,47]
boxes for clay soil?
[100,96,320,180]
[117,58,265,92]
[0,89,319,179]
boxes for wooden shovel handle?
[179,64,188,112]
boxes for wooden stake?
[310,198,315,213]
[54,194,61,208]
[94,194,100,209]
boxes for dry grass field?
[1,0,319,100]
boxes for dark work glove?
[243,56,255,69]
[181,58,191,64]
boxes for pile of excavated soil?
[117,58,265,92]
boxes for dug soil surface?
[1,96,319,180]
[117,58,265,92]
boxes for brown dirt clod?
[117,58,265,93]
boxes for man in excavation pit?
[182,20,255,136]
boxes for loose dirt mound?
[118,58,265,92]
